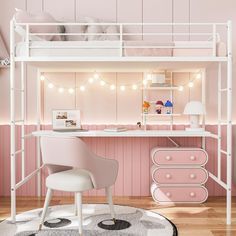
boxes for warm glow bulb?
[94,73,99,79]
[132,84,138,90]
[58,87,64,93]
[143,79,148,85]
[40,75,45,81]
[120,85,126,91]
[48,83,54,88]
[188,81,194,88]
[110,84,116,90]
[146,73,152,80]
[196,73,201,79]
[68,88,74,94]
[178,86,184,91]
[100,80,105,86]
[80,86,85,91]
[89,77,94,83]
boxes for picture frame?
[52,109,81,131]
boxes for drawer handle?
[166,192,171,197]
[190,192,196,197]
[165,174,172,179]
[165,156,172,161]
[190,156,196,161]
[190,174,196,179]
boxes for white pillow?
[14,9,62,41]
[64,25,87,41]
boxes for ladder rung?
[12,120,24,124]
[221,149,228,155]
[220,88,228,92]
[11,88,24,92]
[22,133,33,139]
[15,149,24,155]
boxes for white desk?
[32,130,213,138]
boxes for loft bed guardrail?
[10,20,231,61]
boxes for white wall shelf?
[142,86,178,90]
[141,113,181,117]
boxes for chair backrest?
[40,136,95,173]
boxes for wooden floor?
[0,196,235,235]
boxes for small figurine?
[164,100,173,114]
[143,101,150,114]
[155,100,164,114]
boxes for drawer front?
[151,185,208,203]
[152,167,208,184]
[152,149,208,166]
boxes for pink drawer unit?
[151,183,208,203]
[151,148,208,166]
[152,167,208,185]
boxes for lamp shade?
[183,101,205,115]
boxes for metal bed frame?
[9,20,233,225]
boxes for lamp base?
[185,127,205,132]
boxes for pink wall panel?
[77,0,117,21]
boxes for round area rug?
[0,204,178,236]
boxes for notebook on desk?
[52,109,87,132]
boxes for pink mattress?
[124,41,226,57]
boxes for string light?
[132,84,138,90]
[146,73,152,80]
[120,85,126,91]
[100,80,106,86]
[48,83,54,88]
[178,86,184,91]
[143,80,148,85]
[188,81,194,88]
[80,86,85,91]
[94,73,99,79]
[58,87,64,93]
[68,88,74,94]
[196,73,201,79]
[110,84,116,90]
[40,75,45,81]
[88,77,94,83]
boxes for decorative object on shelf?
[184,101,205,131]
[150,74,168,87]
[164,100,173,114]
[143,101,150,114]
[155,100,164,114]
[137,121,142,128]
[0,58,10,66]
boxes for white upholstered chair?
[39,136,119,235]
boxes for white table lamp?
[184,101,205,131]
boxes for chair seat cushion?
[46,168,94,192]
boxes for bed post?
[10,19,16,223]
[36,69,41,197]
[226,20,232,225]
[201,68,206,150]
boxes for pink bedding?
[124,41,227,57]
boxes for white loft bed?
[10,20,233,225]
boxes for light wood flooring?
[0,196,235,235]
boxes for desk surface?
[32,130,213,138]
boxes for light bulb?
[80,86,85,91]
[178,86,184,91]
[68,88,74,94]
[132,84,138,90]
[100,80,105,86]
[40,75,45,81]
[48,83,54,89]
[196,73,201,79]
[188,81,194,88]
[110,84,116,90]
[143,79,148,85]
[120,85,126,91]
[58,87,64,93]
[88,77,94,83]
[94,73,99,79]
[146,73,152,80]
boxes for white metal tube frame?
[10,20,232,225]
